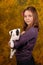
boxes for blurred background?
[0,0,43,65]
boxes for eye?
[24,16,27,17]
[28,15,32,17]
[11,31,13,35]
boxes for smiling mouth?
[26,21,30,22]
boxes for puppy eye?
[11,31,12,34]
[11,31,13,35]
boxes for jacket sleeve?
[14,28,38,49]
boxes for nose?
[26,16,29,20]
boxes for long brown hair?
[22,6,39,31]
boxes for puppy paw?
[10,55,12,59]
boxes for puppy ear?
[16,28,20,36]
[16,29,19,36]
[9,30,13,35]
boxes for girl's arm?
[14,27,38,49]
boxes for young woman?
[14,6,39,65]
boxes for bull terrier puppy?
[9,28,20,58]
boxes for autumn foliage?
[0,0,43,65]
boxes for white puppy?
[9,28,20,59]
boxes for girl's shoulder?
[26,26,38,35]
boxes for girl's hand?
[21,31,25,35]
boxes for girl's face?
[23,10,34,26]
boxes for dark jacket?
[14,27,38,61]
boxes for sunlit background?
[0,0,43,65]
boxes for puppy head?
[9,28,20,35]
[9,28,20,41]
